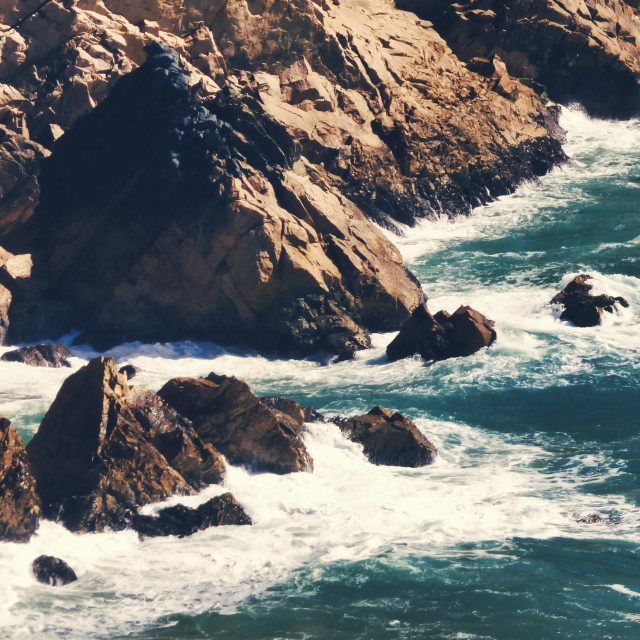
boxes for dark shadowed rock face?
[337,406,437,467]
[118,364,138,380]
[159,373,313,475]
[132,492,252,538]
[25,358,196,532]
[0,415,40,542]
[387,303,496,362]
[6,42,420,359]
[551,275,629,327]
[1,343,71,367]
[32,555,77,586]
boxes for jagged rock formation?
[25,357,221,532]
[387,303,497,362]
[337,406,437,466]
[551,274,630,326]
[0,414,41,542]
[32,555,78,586]
[5,41,421,357]
[1,343,72,367]
[397,0,640,118]
[132,493,252,538]
[159,373,314,474]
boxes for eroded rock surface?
[0,414,40,542]
[25,357,215,532]
[387,303,497,362]
[398,0,640,118]
[1,343,72,367]
[159,373,314,474]
[337,406,437,467]
[551,274,629,326]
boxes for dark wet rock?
[132,492,252,538]
[387,303,497,362]
[551,275,629,327]
[1,343,71,367]
[259,396,327,425]
[32,555,78,586]
[159,373,313,475]
[129,386,226,490]
[26,357,194,532]
[336,406,437,467]
[118,364,138,380]
[577,513,605,524]
[0,415,41,542]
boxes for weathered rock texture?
[1,343,71,367]
[159,373,314,474]
[132,492,252,538]
[551,274,630,326]
[25,357,224,532]
[337,406,437,466]
[5,41,421,357]
[397,0,640,118]
[387,303,497,362]
[0,414,41,542]
[32,555,78,586]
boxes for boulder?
[0,415,40,542]
[551,275,629,327]
[25,357,200,532]
[32,555,78,586]
[118,364,138,380]
[132,492,252,538]
[159,373,314,474]
[387,303,496,362]
[337,406,437,467]
[577,513,605,524]
[1,343,72,367]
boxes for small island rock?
[1,343,72,367]
[32,555,77,586]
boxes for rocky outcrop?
[132,492,252,538]
[0,414,40,542]
[118,364,138,380]
[397,0,640,118]
[25,357,223,532]
[5,42,421,358]
[551,274,629,327]
[337,406,437,467]
[32,555,78,586]
[159,373,314,474]
[1,343,72,367]
[387,303,497,362]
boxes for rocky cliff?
[0,0,637,354]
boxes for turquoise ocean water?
[1,107,640,639]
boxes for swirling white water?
[1,106,640,639]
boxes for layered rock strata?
[0,414,41,542]
[397,0,640,118]
[387,303,497,362]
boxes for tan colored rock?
[159,373,314,474]
[399,0,640,118]
[0,414,41,542]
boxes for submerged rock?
[0,415,41,542]
[159,373,313,474]
[337,406,437,467]
[1,343,72,367]
[25,357,206,532]
[577,513,605,524]
[386,303,496,362]
[132,492,252,538]
[32,555,78,586]
[551,275,629,327]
